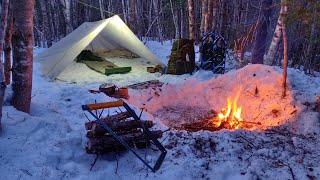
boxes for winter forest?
[0,0,320,179]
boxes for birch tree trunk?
[180,7,185,38]
[0,0,10,133]
[98,0,105,19]
[12,0,35,113]
[60,0,72,34]
[187,0,195,40]
[4,12,13,85]
[251,0,273,64]
[265,0,287,65]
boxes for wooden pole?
[281,1,288,98]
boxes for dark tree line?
[32,0,319,73]
[0,0,319,131]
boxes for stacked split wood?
[85,111,163,154]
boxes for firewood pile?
[85,111,163,154]
[84,82,168,172]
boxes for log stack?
[85,111,163,154]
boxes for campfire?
[180,92,250,132]
[213,96,243,129]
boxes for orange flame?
[214,92,243,129]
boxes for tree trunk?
[169,0,180,39]
[187,0,195,40]
[136,0,144,37]
[0,0,10,133]
[98,0,105,19]
[304,5,318,74]
[180,7,185,38]
[200,0,208,35]
[265,0,287,65]
[251,0,273,64]
[281,1,288,98]
[153,0,164,41]
[39,0,52,48]
[4,13,13,85]
[12,0,35,113]
[129,0,137,33]
[205,0,213,33]
[60,0,72,34]
[212,0,218,30]
[121,0,128,24]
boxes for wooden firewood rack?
[82,100,167,172]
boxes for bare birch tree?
[0,0,10,133]
[4,10,13,85]
[188,0,195,40]
[60,0,72,34]
[265,0,287,65]
[98,0,105,19]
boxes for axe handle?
[82,100,124,111]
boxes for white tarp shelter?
[37,15,163,78]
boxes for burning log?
[180,118,257,132]
[86,130,163,154]
[86,120,154,137]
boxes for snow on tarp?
[129,64,297,129]
[37,15,164,79]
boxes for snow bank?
[129,64,297,129]
[0,45,319,179]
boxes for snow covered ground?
[0,41,319,180]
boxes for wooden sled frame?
[82,100,167,172]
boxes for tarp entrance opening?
[76,50,132,76]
